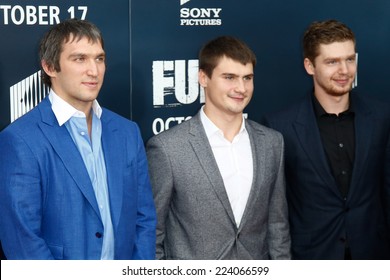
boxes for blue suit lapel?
[101,111,123,229]
[188,114,237,227]
[37,97,101,219]
[293,95,340,196]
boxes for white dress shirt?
[200,107,253,227]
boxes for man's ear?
[198,69,208,88]
[41,60,56,78]
[304,58,315,75]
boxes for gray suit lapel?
[188,113,237,227]
[238,120,264,230]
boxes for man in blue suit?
[0,19,156,259]
[263,19,390,259]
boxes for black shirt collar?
[312,93,355,118]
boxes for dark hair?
[199,36,256,78]
[303,19,356,65]
[39,18,104,86]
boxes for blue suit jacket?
[0,97,156,259]
[263,92,390,259]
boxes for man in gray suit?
[146,36,291,260]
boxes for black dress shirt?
[313,95,355,198]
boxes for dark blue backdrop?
[130,0,390,141]
[1,0,389,140]
[0,0,130,131]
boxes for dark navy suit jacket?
[263,92,390,259]
[0,97,156,259]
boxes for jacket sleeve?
[146,135,174,260]
[267,133,292,259]
[0,129,54,259]
[131,125,157,260]
[385,126,390,234]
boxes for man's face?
[305,40,356,98]
[44,35,106,113]
[199,56,254,119]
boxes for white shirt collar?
[48,90,102,126]
[200,105,246,140]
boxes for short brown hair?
[39,18,104,87]
[303,19,356,64]
[199,36,256,78]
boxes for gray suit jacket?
[146,112,291,259]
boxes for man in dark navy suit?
[264,19,390,259]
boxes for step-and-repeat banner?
[0,0,131,133]
[1,0,390,141]
[1,0,390,259]
[130,0,390,140]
